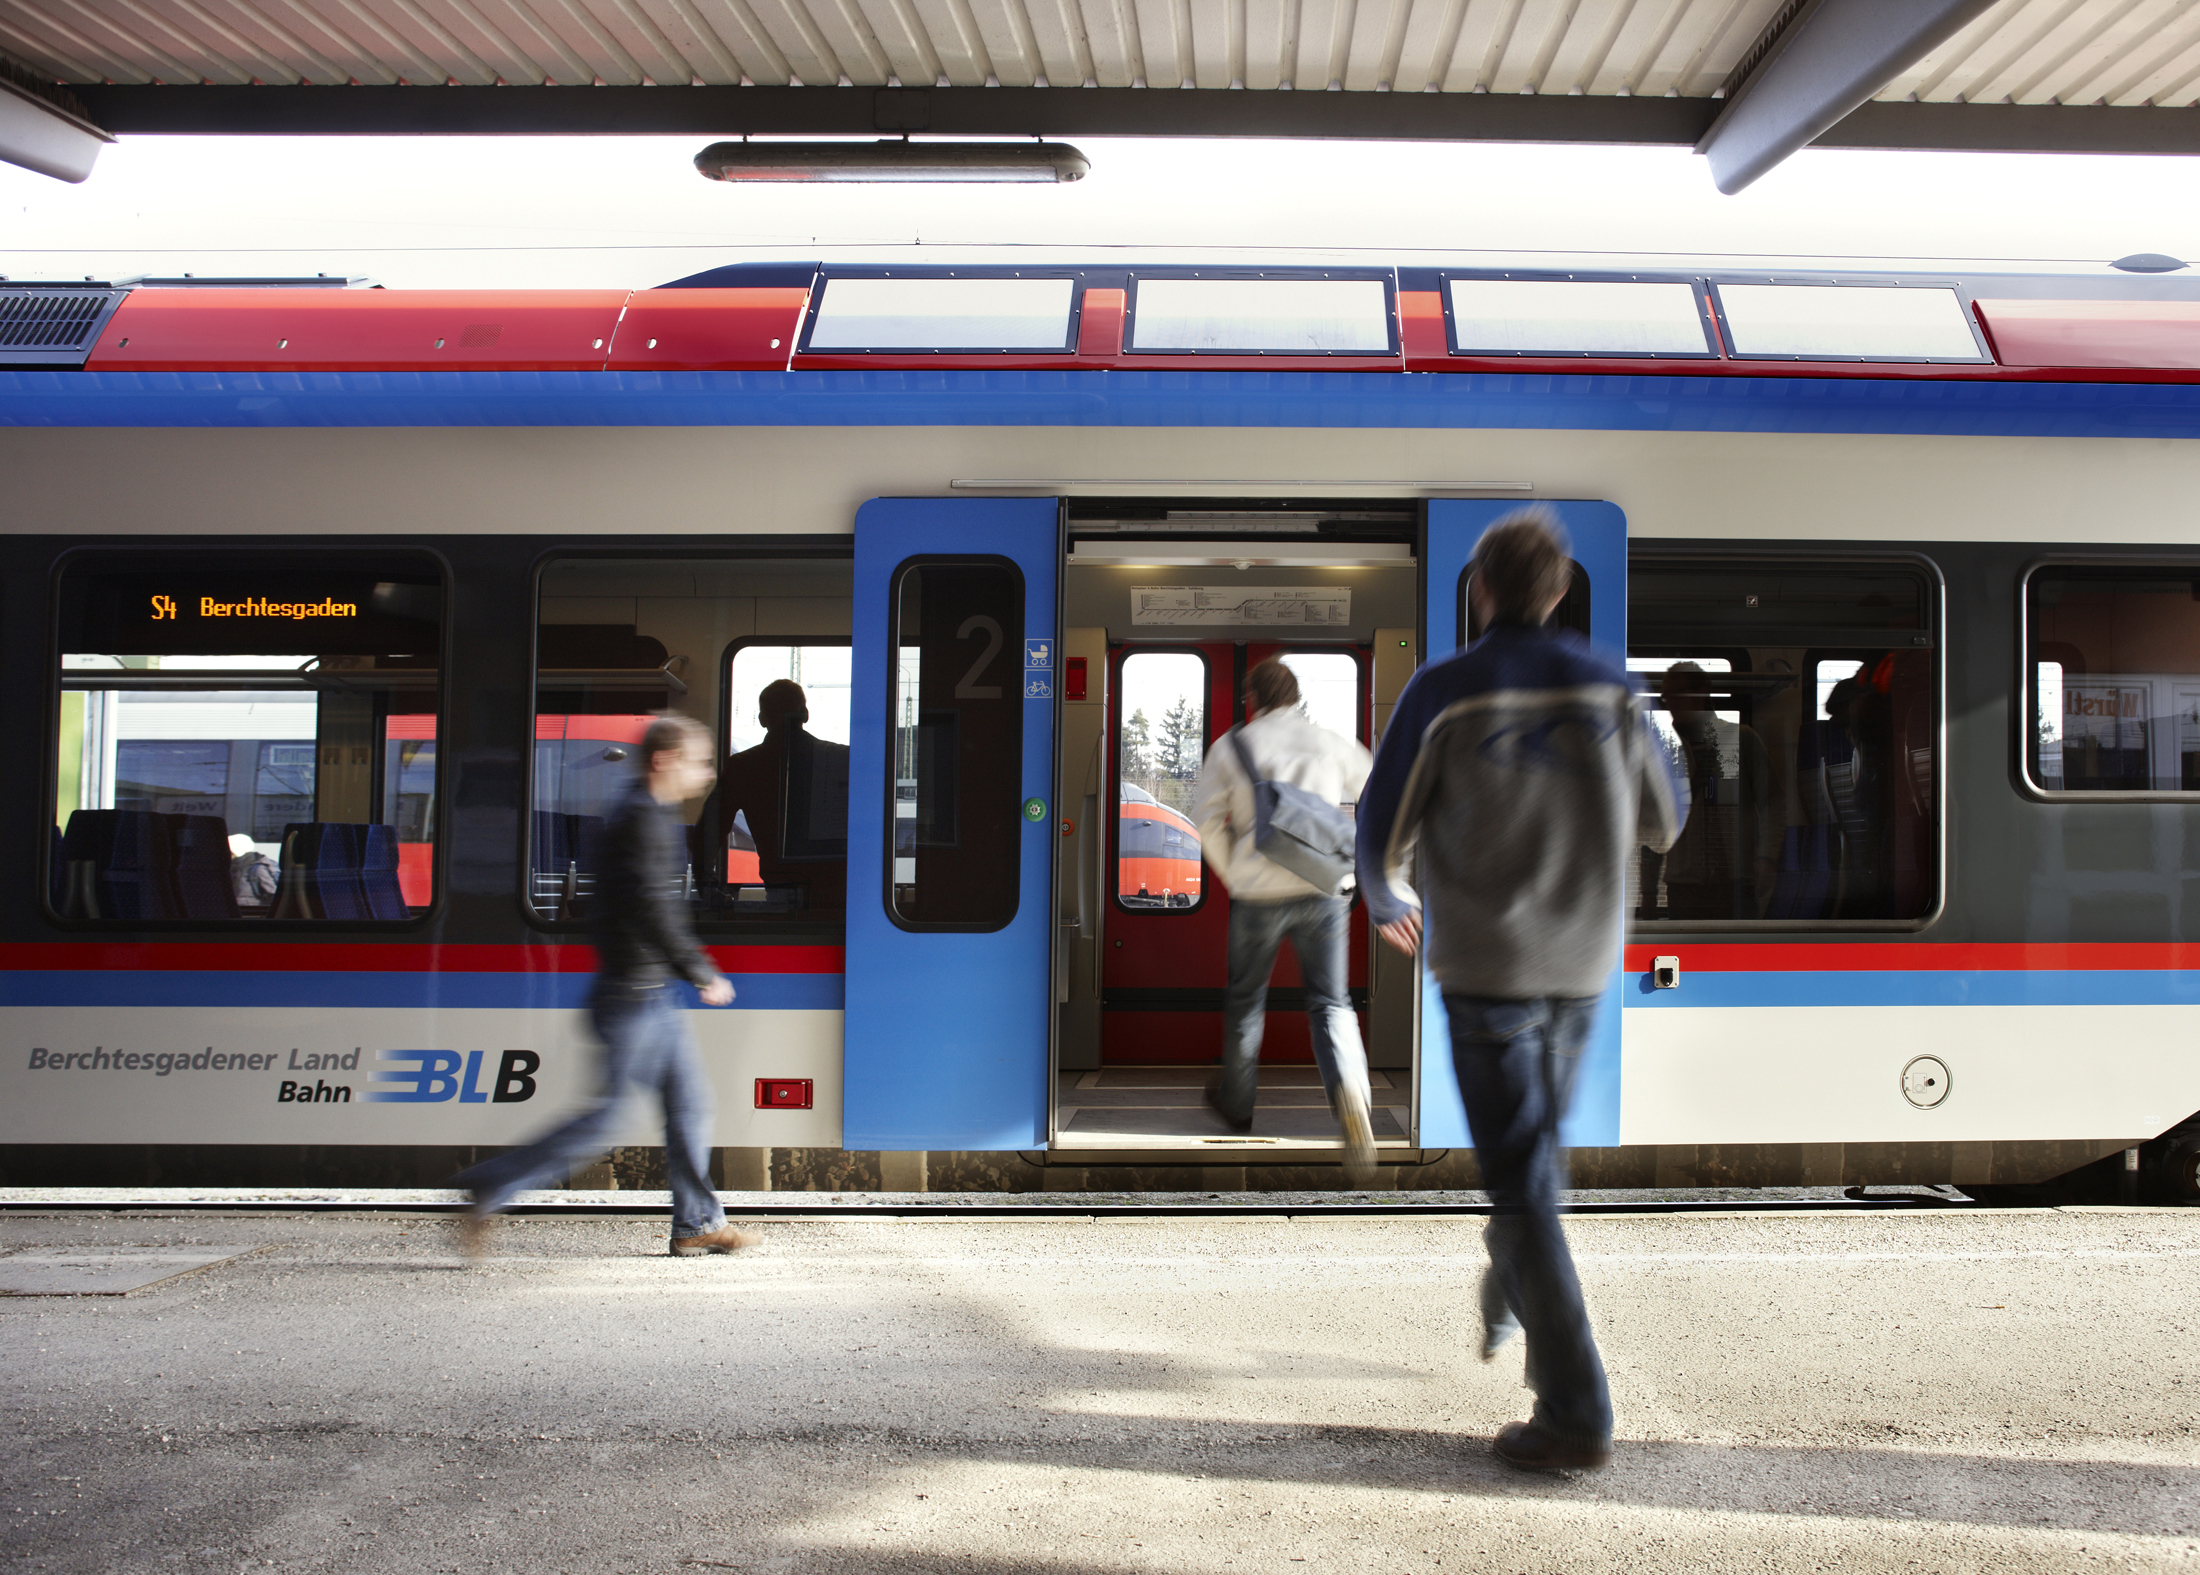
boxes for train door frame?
[1417,500,1630,1151]
[843,496,1064,1153]
[1048,512,1423,1160]
[1093,639,1234,1069]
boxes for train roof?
[11,257,2200,383]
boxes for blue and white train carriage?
[4,258,2200,1198]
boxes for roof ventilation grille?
[0,287,126,367]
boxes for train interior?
[52,556,445,922]
[532,556,853,925]
[1052,506,1422,1157]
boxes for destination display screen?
[60,566,443,659]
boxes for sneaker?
[1201,1073,1254,1134]
[1492,1420,1612,1474]
[670,1223,763,1257]
[1335,1084,1378,1188]
[455,1210,496,1263]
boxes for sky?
[4,133,2200,288]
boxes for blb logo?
[368,1050,539,1104]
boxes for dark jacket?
[1354,621,1687,998]
[593,778,719,992]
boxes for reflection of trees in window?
[1121,707,1152,785]
[1156,695,1202,808]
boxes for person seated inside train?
[228,832,278,912]
[1644,661,1777,921]
[694,679,848,915]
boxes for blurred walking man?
[455,714,758,1259]
[1195,657,1377,1183]
[1355,511,1685,1472]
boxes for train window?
[1711,284,1986,362]
[805,276,1075,351]
[1126,277,1393,354]
[53,556,443,923]
[889,558,1025,930]
[2027,568,2200,794]
[1630,560,1936,925]
[704,640,851,915]
[1461,560,1591,646]
[531,556,851,927]
[1116,649,1207,911]
[1278,651,1361,743]
[1446,278,1712,357]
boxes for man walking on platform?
[1355,510,1685,1473]
[455,714,758,1260]
[1194,657,1377,1184]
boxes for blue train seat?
[358,823,409,920]
[274,822,372,921]
[167,814,240,921]
[58,809,180,921]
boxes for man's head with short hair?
[758,679,808,729]
[1245,658,1301,718]
[1472,508,1574,625]
[640,712,712,771]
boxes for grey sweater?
[1354,622,1688,998]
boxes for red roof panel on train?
[84,289,629,373]
[1973,299,2200,370]
[605,288,808,371]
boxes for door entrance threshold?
[1039,1143,1429,1167]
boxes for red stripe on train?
[0,943,844,974]
[1620,942,2200,972]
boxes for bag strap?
[1226,725,1264,786]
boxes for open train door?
[1418,500,1628,1151]
[844,497,1061,1150]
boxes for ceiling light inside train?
[695,140,1090,184]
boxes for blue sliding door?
[1418,500,1628,1150]
[844,498,1060,1150]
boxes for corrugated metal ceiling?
[2,0,2195,105]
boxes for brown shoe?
[455,1211,496,1263]
[670,1223,763,1256]
[1492,1420,1612,1474]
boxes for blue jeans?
[1214,894,1369,1124]
[455,985,726,1239]
[1443,992,1612,1446]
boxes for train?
[4,257,2200,1199]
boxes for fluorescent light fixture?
[696,140,1088,184]
[1714,284,1985,361]
[1447,279,1710,356]
[1069,541,1413,567]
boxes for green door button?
[1022,797,1047,823]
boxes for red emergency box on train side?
[85,289,630,373]
[605,288,811,371]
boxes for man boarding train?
[1356,509,1687,1473]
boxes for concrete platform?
[4,1205,2197,1573]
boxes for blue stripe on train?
[0,970,845,1011]
[1621,969,2200,1009]
[6,368,2200,441]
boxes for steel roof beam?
[1695,0,2001,194]
[0,68,110,182]
[59,82,2200,163]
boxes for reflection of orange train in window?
[1116,782,1201,908]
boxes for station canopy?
[5,0,2200,188]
